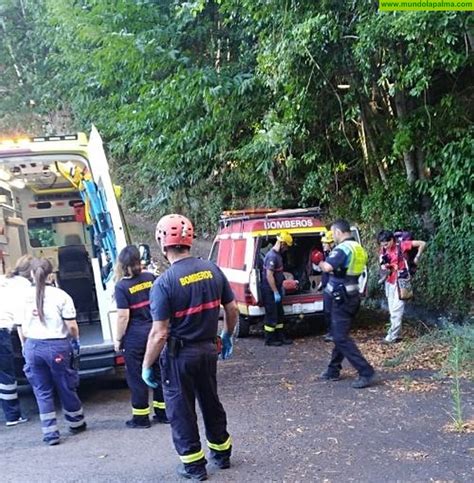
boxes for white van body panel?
[0,132,128,377]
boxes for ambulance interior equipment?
[0,130,128,378]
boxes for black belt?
[168,336,215,347]
[167,337,216,357]
[27,337,68,341]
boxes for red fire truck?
[209,208,367,337]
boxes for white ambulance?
[0,128,127,378]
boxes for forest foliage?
[0,0,472,314]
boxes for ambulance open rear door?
[87,126,128,342]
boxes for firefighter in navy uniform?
[261,231,294,347]
[114,245,168,428]
[318,219,376,389]
[142,214,238,481]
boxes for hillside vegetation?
[0,0,472,314]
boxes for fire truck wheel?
[235,315,250,338]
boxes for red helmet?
[310,249,324,265]
[155,214,194,248]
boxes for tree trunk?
[0,18,24,85]
[416,147,427,181]
[359,101,388,187]
[394,90,417,184]
[356,118,371,190]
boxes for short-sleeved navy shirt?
[261,248,285,290]
[115,271,155,331]
[325,237,360,285]
[150,257,234,342]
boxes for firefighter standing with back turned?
[114,245,168,428]
[261,231,294,346]
[142,214,238,481]
[318,220,376,389]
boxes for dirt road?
[1,318,472,482]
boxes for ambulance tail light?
[244,285,257,305]
[115,354,125,366]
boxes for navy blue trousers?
[24,338,85,442]
[327,293,374,378]
[323,291,332,332]
[0,329,22,422]
[123,328,165,418]
[261,285,284,331]
[160,341,231,475]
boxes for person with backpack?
[377,230,426,344]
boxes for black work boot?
[176,464,208,481]
[265,332,282,346]
[209,451,231,469]
[277,330,293,345]
[323,333,334,342]
[125,416,151,429]
[153,409,170,424]
[320,370,340,381]
[69,422,87,435]
[352,373,377,389]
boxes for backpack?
[394,230,418,276]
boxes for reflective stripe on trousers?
[0,329,22,422]
[208,435,232,452]
[160,341,231,470]
[64,407,85,427]
[132,407,151,416]
[40,410,58,437]
[180,449,205,464]
[23,338,85,440]
[123,328,165,417]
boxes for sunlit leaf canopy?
[0,0,472,312]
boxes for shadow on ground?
[1,311,472,482]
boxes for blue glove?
[273,291,282,303]
[71,338,80,354]
[70,339,81,370]
[142,366,158,388]
[220,330,233,360]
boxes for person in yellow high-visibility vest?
[317,219,376,389]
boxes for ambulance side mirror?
[138,243,151,265]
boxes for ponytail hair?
[117,245,142,279]
[31,257,53,323]
[6,255,33,281]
